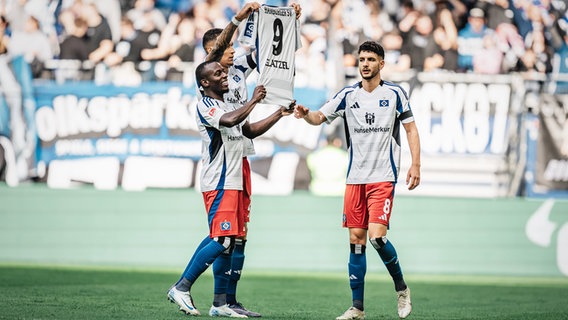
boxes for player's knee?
[213,236,236,254]
[370,236,388,250]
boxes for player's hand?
[293,105,309,119]
[290,3,302,19]
[406,164,421,190]
[252,85,266,103]
[235,2,261,21]
[281,100,296,116]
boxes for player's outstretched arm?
[220,85,266,127]
[206,2,261,62]
[243,101,294,139]
[403,121,421,190]
[294,105,326,125]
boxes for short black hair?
[195,60,217,88]
[202,28,223,48]
[358,41,385,59]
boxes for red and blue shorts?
[202,189,246,238]
[342,182,395,229]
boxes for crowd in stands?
[0,0,567,87]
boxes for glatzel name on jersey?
[265,58,290,69]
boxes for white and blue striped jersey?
[197,54,257,156]
[239,5,301,106]
[319,81,415,184]
[196,96,245,191]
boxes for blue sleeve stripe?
[197,108,211,126]
[235,64,247,73]
[389,143,398,182]
[215,157,227,190]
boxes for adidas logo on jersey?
[349,274,358,280]
[350,102,361,109]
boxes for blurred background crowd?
[1,0,567,88]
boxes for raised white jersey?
[196,96,245,191]
[196,54,257,156]
[320,81,415,184]
[239,5,301,106]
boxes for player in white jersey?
[167,61,292,317]
[238,4,302,106]
[192,2,301,317]
[294,41,421,320]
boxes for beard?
[360,69,378,80]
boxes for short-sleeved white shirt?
[196,96,245,191]
[320,80,415,184]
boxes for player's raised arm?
[206,2,260,62]
[294,104,327,126]
[219,85,266,127]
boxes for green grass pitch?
[1,265,567,319]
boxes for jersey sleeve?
[233,53,257,79]
[196,98,227,130]
[319,87,352,123]
[395,86,414,124]
[295,18,302,50]
[238,11,258,48]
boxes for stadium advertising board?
[31,82,324,191]
[524,94,568,197]
[1,62,566,198]
[396,73,522,198]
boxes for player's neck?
[204,90,224,101]
[362,75,382,92]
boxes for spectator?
[377,30,405,76]
[80,3,113,64]
[59,17,89,61]
[7,14,53,77]
[104,16,157,67]
[126,0,166,32]
[481,0,515,30]
[457,7,492,72]
[167,14,197,65]
[399,13,444,71]
[432,0,459,71]
[473,31,503,74]
[87,0,122,43]
[495,21,525,72]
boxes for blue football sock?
[372,237,406,292]
[226,239,246,304]
[182,238,225,284]
[177,236,212,284]
[213,251,232,295]
[349,244,366,310]
[213,252,232,306]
